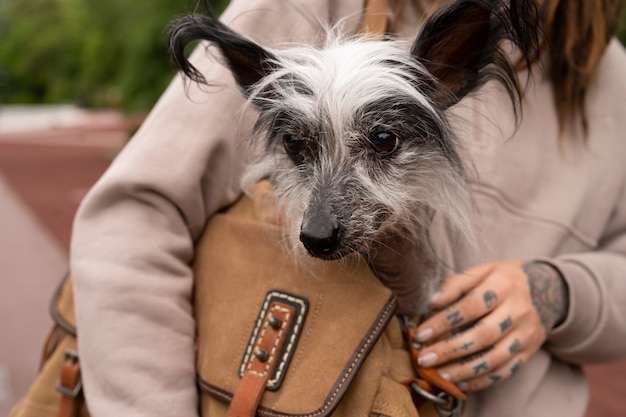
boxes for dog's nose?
[300,213,340,258]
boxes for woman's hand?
[414,260,569,392]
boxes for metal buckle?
[63,349,79,363]
[410,382,463,417]
[435,393,463,417]
[410,381,447,405]
[56,349,82,398]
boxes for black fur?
[412,0,541,112]
[168,13,277,91]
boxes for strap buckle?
[410,382,463,417]
[56,349,83,398]
[435,394,464,417]
[401,315,466,417]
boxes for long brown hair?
[543,0,624,133]
[404,0,624,133]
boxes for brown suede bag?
[9,182,462,417]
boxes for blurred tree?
[0,0,229,112]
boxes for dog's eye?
[283,134,306,155]
[370,131,399,155]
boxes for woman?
[70,0,626,416]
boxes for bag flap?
[193,183,398,417]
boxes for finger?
[457,355,526,392]
[416,282,503,343]
[431,263,496,309]
[417,306,517,367]
[437,334,523,382]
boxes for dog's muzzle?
[300,210,341,258]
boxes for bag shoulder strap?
[359,0,390,38]
[50,275,77,336]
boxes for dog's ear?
[411,0,540,110]
[169,14,277,94]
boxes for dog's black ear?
[412,0,540,110]
[169,14,277,93]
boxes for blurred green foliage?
[0,1,625,113]
[619,5,626,45]
[0,0,229,112]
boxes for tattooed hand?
[413,260,569,392]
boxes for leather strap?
[56,349,83,417]
[40,325,63,370]
[358,0,390,38]
[227,301,297,417]
[406,326,466,401]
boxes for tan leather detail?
[56,351,83,417]
[359,0,390,38]
[9,331,88,417]
[40,326,65,369]
[407,326,467,401]
[50,276,77,336]
[226,373,267,417]
[227,301,296,417]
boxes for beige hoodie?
[70,0,626,416]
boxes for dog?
[168,0,540,315]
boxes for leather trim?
[50,274,77,336]
[358,0,390,38]
[198,294,398,417]
[238,291,309,391]
[56,349,83,417]
[228,299,298,417]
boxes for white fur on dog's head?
[169,0,540,271]
[239,36,473,262]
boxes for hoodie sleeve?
[545,211,626,363]
[543,41,626,365]
[70,1,361,416]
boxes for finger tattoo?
[473,361,488,375]
[499,316,513,333]
[447,310,464,326]
[508,339,521,355]
[510,358,523,374]
[488,374,502,384]
[460,341,474,351]
[483,290,498,309]
[454,340,475,353]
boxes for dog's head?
[169,0,540,261]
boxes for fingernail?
[415,328,433,342]
[430,291,441,304]
[418,352,438,368]
[440,372,452,381]
[458,382,469,391]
